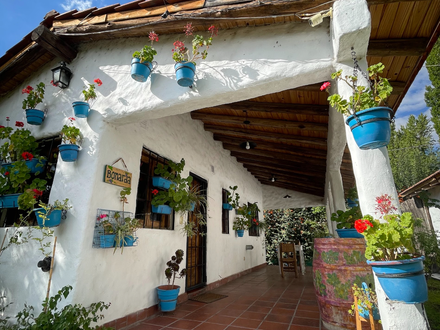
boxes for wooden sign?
[104,165,132,188]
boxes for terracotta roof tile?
[54,9,78,20]
[72,7,98,18]
[114,0,144,11]
[92,4,121,15]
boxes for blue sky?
[0,0,433,129]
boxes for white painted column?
[332,1,430,329]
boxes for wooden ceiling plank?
[418,1,440,37]
[376,3,400,39]
[368,38,429,56]
[258,180,324,197]
[389,2,415,38]
[254,174,324,190]
[237,158,326,177]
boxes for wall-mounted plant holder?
[92,208,138,249]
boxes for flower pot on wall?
[336,228,364,239]
[124,235,137,246]
[59,144,80,162]
[152,205,172,214]
[25,109,45,125]
[157,285,180,312]
[131,58,155,82]
[367,256,428,303]
[0,193,22,208]
[34,208,62,227]
[236,229,244,237]
[345,107,393,150]
[152,177,173,189]
[26,158,47,174]
[175,62,195,87]
[347,198,359,207]
[72,101,90,118]
[100,234,116,248]
[222,203,233,210]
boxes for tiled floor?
[124,266,327,330]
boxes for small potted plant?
[34,198,71,228]
[224,185,240,210]
[22,83,46,125]
[331,206,363,238]
[72,78,103,118]
[131,31,159,82]
[59,117,82,162]
[349,282,380,321]
[322,62,393,150]
[172,23,218,87]
[97,214,116,248]
[355,194,428,303]
[157,249,187,312]
[232,216,249,237]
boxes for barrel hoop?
[350,117,390,131]
[375,269,424,278]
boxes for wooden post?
[44,236,57,311]
[0,228,8,255]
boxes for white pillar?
[332,1,429,329]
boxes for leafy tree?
[388,114,440,190]
[425,39,440,136]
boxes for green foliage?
[264,207,328,263]
[0,212,34,261]
[0,126,38,162]
[1,285,112,329]
[164,249,187,287]
[328,63,393,115]
[331,206,362,229]
[32,227,54,258]
[425,38,440,137]
[388,115,440,190]
[21,82,45,110]
[133,45,157,63]
[226,185,240,209]
[425,278,440,330]
[35,199,71,227]
[348,283,378,317]
[61,119,82,145]
[413,219,440,278]
[172,24,216,64]
[233,202,261,231]
[361,213,416,261]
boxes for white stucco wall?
[0,17,334,322]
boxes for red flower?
[208,25,218,37]
[15,121,24,127]
[68,117,76,121]
[5,171,9,176]
[354,219,373,233]
[50,80,58,87]
[152,189,159,195]
[184,23,194,36]
[32,189,43,198]
[173,40,185,51]
[21,86,33,94]
[94,78,103,86]
[99,214,108,219]
[252,218,256,223]
[320,82,331,91]
[21,152,33,161]
[0,126,4,129]
[148,31,159,42]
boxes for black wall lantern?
[51,62,72,89]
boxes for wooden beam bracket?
[31,25,77,63]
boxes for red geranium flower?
[320,82,331,91]
[152,189,159,195]
[15,121,24,127]
[94,78,103,86]
[0,126,4,129]
[208,25,218,37]
[21,86,33,94]
[32,189,43,198]
[184,23,194,36]
[68,117,76,121]
[21,152,33,161]
[5,171,9,176]
[149,31,159,42]
[50,80,58,87]
[354,219,373,233]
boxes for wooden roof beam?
[31,25,77,63]
[368,38,429,57]
[237,158,326,177]
[259,180,324,197]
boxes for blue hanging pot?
[34,208,62,227]
[59,144,80,162]
[26,158,47,174]
[131,58,156,82]
[100,234,116,248]
[336,228,364,238]
[1,193,22,208]
[72,101,90,118]
[223,203,233,210]
[175,62,196,87]
[236,229,244,237]
[152,177,173,189]
[346,107,393,150]
[25,109,45,125]
[152,205,172,214]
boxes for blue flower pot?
[152,177,173,189]
[223,203,233,210]
[100,234,116,248]
[26,158,47,174]
[25,109,45,125]
[124,235,137,246]
[189,202,195,212]
[175,62,196,87]
[347,198,359,207]
[72,101,90,118]
[367,256,427,303]
[131,58,153,82]
[59,144,80,162]
[336,228,364,239]
[237,229,244,237]
[152,205,172,214]
[157,286,180,312]
[358,282,381,320]
[34,208,62,227]
[1,193,21,208]
[346,107,393,150]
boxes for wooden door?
[185,173,207,291]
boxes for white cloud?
[61,0,93,11]
[396,66,431,115]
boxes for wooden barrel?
[313,238,373,330]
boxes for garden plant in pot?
[33,199,71,228]
[224,185,240,210]
[131,31,159,82]
[355,194,428,303]
[322,60,393,150]
[172,23,218,87]
[22,83,46,125]
[157,249,187,312]
[232,202,260,237]
[59,117,82,162]
[72,78,103,118]
[98,214,116,248]
[331,206,363,238]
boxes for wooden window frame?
[221,189,229,234]
[248,202,260,237]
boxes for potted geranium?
[232,215,249,237]
[131,31,159,82]
[355,194,428,303]
[72,78,103,118]
[172,23,218,87]
[157,249,187,312]
[22,83,46,125]
[331,206,363,238]
[97,214,116,248]
[59,117,81,162]
[322,62,393,150]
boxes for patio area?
[123,265,327,330]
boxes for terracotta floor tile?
[231,317,262,328]
[274,303,297,310]
[289,325,319,330]
[144,316,179,326]
[265,313,293,324]
[163,310,192,318]
[164,319,202,329]
[206,314,236,325]
[178,304,203,312]
[270,308,295,316]
[298,300,317,306]
[247,306,272,314]
[194,322,228,330]
[254,300,276,308]
[128,324,164,330]
[183,312,213,322]
[293,311,320,319]
[295,305,319,312]
[228,303,251,310]
[259,321,291,330]
[217,308,244,317]
[291,317,320,328]
[240,311,267,321]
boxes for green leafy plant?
[133,32,159,63]
[348,283,378,317]
[4,285,112,329]
[324,63,393,116]
[226,185,240,209]
[331,207,362,229]
[165,249,187,288]
[232,216,250,231]
[21,83,45,110]
[172,23,218,64]
[82,78,102,102]
[61,117,82,145]
[0,123,38,162]
[413,219,440,278]
[35,199,71,227]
